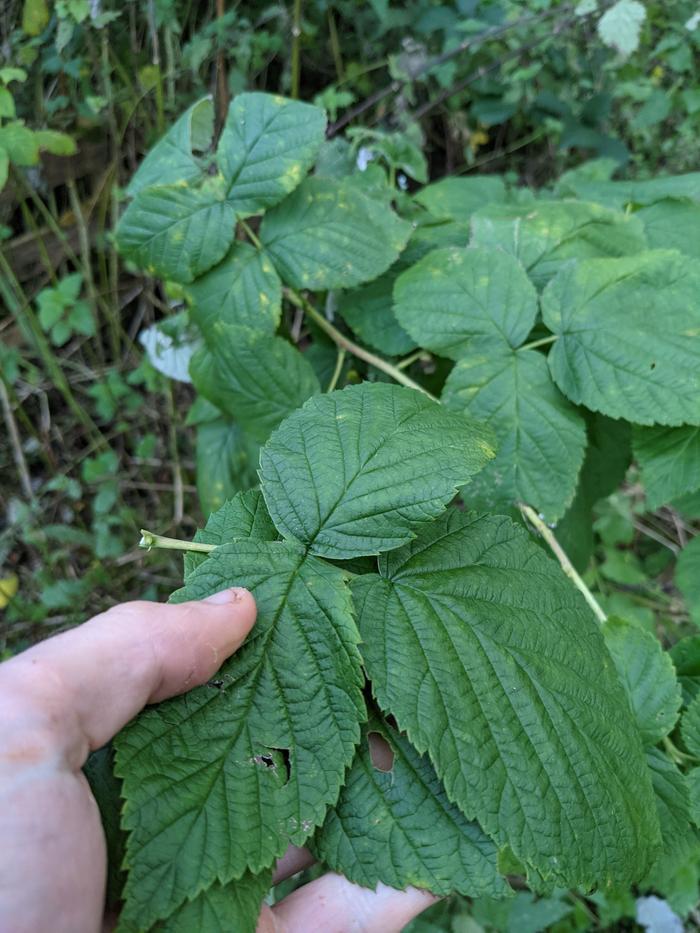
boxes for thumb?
[0,587,257,762]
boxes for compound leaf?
[115,540,364,929]
[127,97,213,197]
[542,251,700,426]
[470,200,647,289]
[116,177,235,283]
[217,92,326,215]
[187,242,281,338]
[260,177,411,290]
[633,425,700,510]
[314,716,509,897]
[259,382,495,559]
[442,340,586,521]
[353,509,660,888]
[394,247,538,358]
[190,324,320,443]
[602,616,681,746]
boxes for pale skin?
[0,588,437,932]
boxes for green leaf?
[602,617,681,746]
[353,509,660,887]
[183,489,278,579]
[442,340,586,521]
[638,199,700,260]
[0,88,15,118]
[259,382,495,559]
[393,247,538,357]
[633,425,700,509]
[196,418,260,516]
[413,176,507,222]
[542,251,700,426]
[642,749,700,890]
[190,324,320,443]
[115,540,365,929]
[217,92,326,215]
[315,716,509,897]
[158,871,272,933]
[0,121,38,166]
[127,97,213,197]
[470,200,647,289]
[116,177,236,283]
[0,147,7,190]
[260,177,411,290]
[670,636,700,706]
[676,533,700,627]
[597,0,646,56]
[337,273,416,357]
[682,693,700,758]
[187,242,281,338]
[34,129,77,156]
[565,173,700,209]
[22,0,49,35]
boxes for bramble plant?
[109,91,700,931]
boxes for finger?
[0,587,256,768]
[258,873,438,933]
[272,846,315,884]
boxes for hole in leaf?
[368,731,394,772]
[252,747,291,785]
[650,361,656,369]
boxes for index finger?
[0,587,256,769]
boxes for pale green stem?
[397,349,430,370]
[520,334,558,352]
[139,530,216,553]
[519,503,607,625]
[239,218,263,250]
[287,290,436,399]
[327,347,346,392]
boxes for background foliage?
[2,1,700,930]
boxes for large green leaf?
[682,693,700,759]
[115,540,365,929]
[442,340,586,521]
[259,382,495,559]
[127,97,213,197]
[196,418,260,516]
[638,199,700,260]
[260,177,412,289]
[394,247,537,358]
[542,251,700,426]
[158,870,271,933]
[187,242,281,338]
[470,200,647,289]
[353,509,660,887]
[314,716,509,897]
[413,175,507,222]
[602,617,681,746]
[217,92,326,215]
[677,536,700,628]
[633,425,700,510]
[116,177,236,283]
[337,273,416,356]
[190,324,320,443]
[670,636,700,706]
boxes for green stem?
[139,530,216,554]
[520,334,558,352]
[664,736,699,766]
[239,218,263,250]
[519,503,607,625]
[286,289,436,399]
[397,349,430,370]
[290,0,303,98]
[327,348,346,392]
[327,7,344,81]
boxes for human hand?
[0,590,437,933]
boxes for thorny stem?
[139,530,217,554]
[520,334,558,352]
[287,290,436,399]
[519,503,607,625]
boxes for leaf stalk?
[139,530,216,553]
